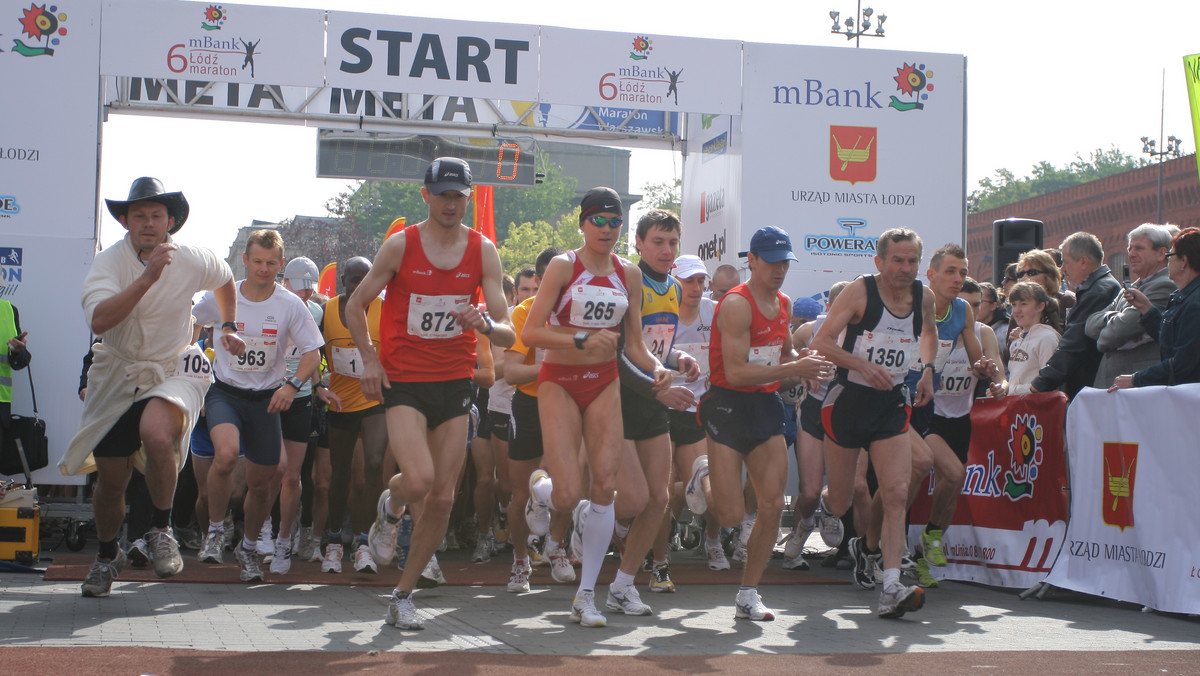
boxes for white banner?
[2,0,101,240]
[326,12,538,101]
[740,43,966,303]
[100,0,326,87]
[1043,385,1200,614]
[539,28,742,114]
[681,113,741,274]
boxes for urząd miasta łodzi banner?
[1186,53,1200,187]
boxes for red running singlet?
[708,282,790,393]
[548,250,629,331]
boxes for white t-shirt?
[673,297,715,413]
[193,281,324,391]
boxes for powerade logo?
[804,218,877,256]
[0,196,20,218]
[699,189,725,224]
[702,131,728,162]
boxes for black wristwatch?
[221,321,239,333]
[573,330,589,350]
[284,376,304,390]
[923,363,936,372]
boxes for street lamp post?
[830,1,886,48]
[1141,135,1183,225]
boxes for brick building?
[966,155,1200,286]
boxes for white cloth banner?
[1043,385,1200,614]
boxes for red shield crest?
[829,126,877,185]
[1102,442,1138,532]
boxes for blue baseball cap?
[792,297,823,320]
[739,226,801,264]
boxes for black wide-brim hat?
[105,177,190,234]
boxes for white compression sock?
[577,501,615,595]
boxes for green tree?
[968,147,1149,213]
[640,177,682,213]
[496,207,638,276]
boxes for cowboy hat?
[105,177,190,233]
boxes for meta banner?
[100,0,326,86]
[1044,385,1200,615]
[908,392,1069,590]
[326,12,538,101]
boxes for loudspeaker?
[992,218,1044,285]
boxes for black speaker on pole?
[992,218,1044,285]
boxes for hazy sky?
[99,0,1199,257]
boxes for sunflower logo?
[888,62,935,112]
[1003,413,1044,500]
[13,3,66,57]
[202,4,227,31]
[630,35,652,60]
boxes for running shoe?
[528,535,548,567]
[848,536,877,590]
[649,562,676,593]
[570,590,607,627]
[869,552,885,585]
[354,543,378,574]
[296,526,318,562]
[198,530,224,564]
[236,544,263,582]
[256,519,274,559]
[80,549,127,598]
[913,556,939,588]
[921,527,947,567]
[734,588,775,621]
[606,584,653,615]
[127,538,150,569]
[322,543,343,573]
[549,544,576,583]
[472,533,493,563]
[706,541,731,571]
[368,489,403,565]
[416,554,446,588]
[385,592,425,630]
[684,455,709,516]
[507,558,532,593]
[175,525,203,551]
[814,500,844,548]
[525,470,552,537]
[270,536,293,575]
[493,507,511,545]
[731,541,747,564]
[569,500,589,564]
[878,582,926,619]
[443,530,462,551]
[782,525,812,571]
[146,527,184,579]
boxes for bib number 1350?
[865,346,906,369]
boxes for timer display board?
[317,131,537,186]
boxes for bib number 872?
[420,311,457,333]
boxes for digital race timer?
[316,130,537,186]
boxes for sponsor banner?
[100,0,326,86]
[0,235,94,485]
[1186,54,1200,188]
[539,28,741,114]
[682,114,741,272]
[1043,386,1200,614]
[908,392,1069,589]
[326,12,538,101]
[2,0,101,240]
[740,43,965,303]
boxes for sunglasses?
[1165,251,1177,258]
[1015,269,1046,279]
[589,215,624,229]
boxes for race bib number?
[331,345,363,378]
[936,361,975,396]
[175,344,214,383]
[228,335,276,373]
[857,331,913,377]
[408,294,469,339]
[933,339,954,372]
[643,323,676,363]
[569,285,626,329]
[673,341,709,375]
[748,344,782,367]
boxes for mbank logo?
[1003,413,1044,500]
[699,189,725,224]
[13,3,68,57]
[202,4,227,31]
[1102,442,1137,531]
[629,35,652,61]
[0,247,22,298]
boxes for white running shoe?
[354,543,378,573]
[270,535,293,575]
[878,582,926,619]
[385,592,425,630]
[198,530,224,564]
[256,519,274,559]
[127,538,150,569]
[146,528,185,579]
[731,541,747,564]
[734,589,775,621]
[296,526,317,562]
[706,541,731,571]
[368,489,403,565]
[321,543,343,574]
[507,558,532,593]
[236,544,264,582]
[570,500,589,564]
[80,549,127,598]
[472,533,493,563]
[782,525,812,571]
[549,545,576,583]
[570,590,607,627]
[684,455,709,516]
[606,584,652,615]
[417,555,446,588]
[526,469,552,536]
[814,499,844,548]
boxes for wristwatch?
[480,314,495,335]
[923,363,935,372]
[574,330,589,350]
[221,321,239,333]
[284,376,304,390]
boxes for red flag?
[473,185,496,243]
[318,262,337,298]
[385,217,406,239]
